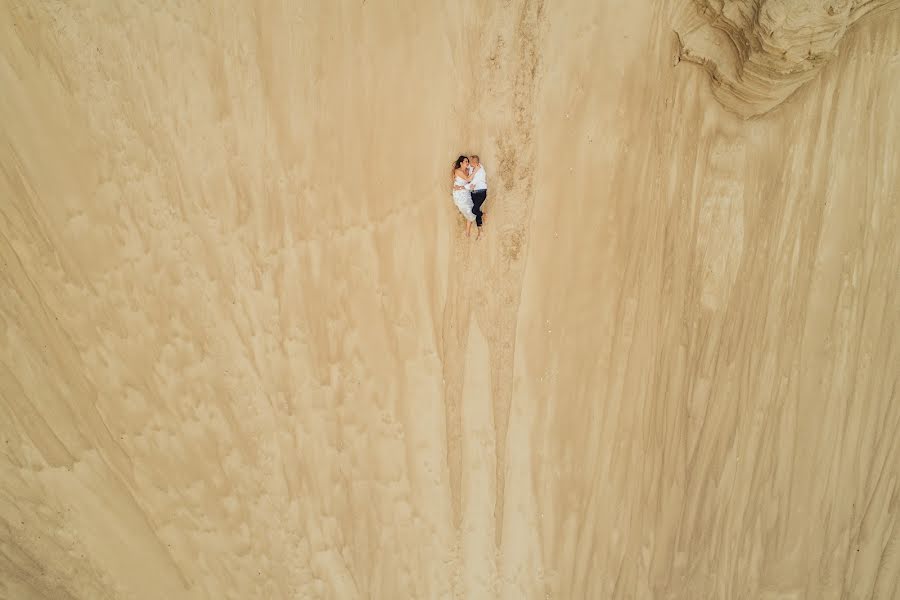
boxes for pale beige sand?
[2,1,899,598]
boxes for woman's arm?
[451,170,464,190]
[456,168,473,182]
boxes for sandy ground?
[1,1,899,598]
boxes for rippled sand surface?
[2,2,898,598]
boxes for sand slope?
[1,1,899,598]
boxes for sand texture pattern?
[676,0,900,116]
[2,1,899,599]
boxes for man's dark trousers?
[471,189,487,227]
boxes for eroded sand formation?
[2,1,898,598]
[676,0,900,116]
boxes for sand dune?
[676,0,899,116]
[1,1,899,598]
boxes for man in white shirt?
[467,155,488,228]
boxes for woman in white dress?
[451,155,477,238]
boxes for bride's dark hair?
[452,155,468,174]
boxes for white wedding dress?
[452,175,476,222]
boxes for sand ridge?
[1,1,899,598]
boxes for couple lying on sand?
[452,155,488,239]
